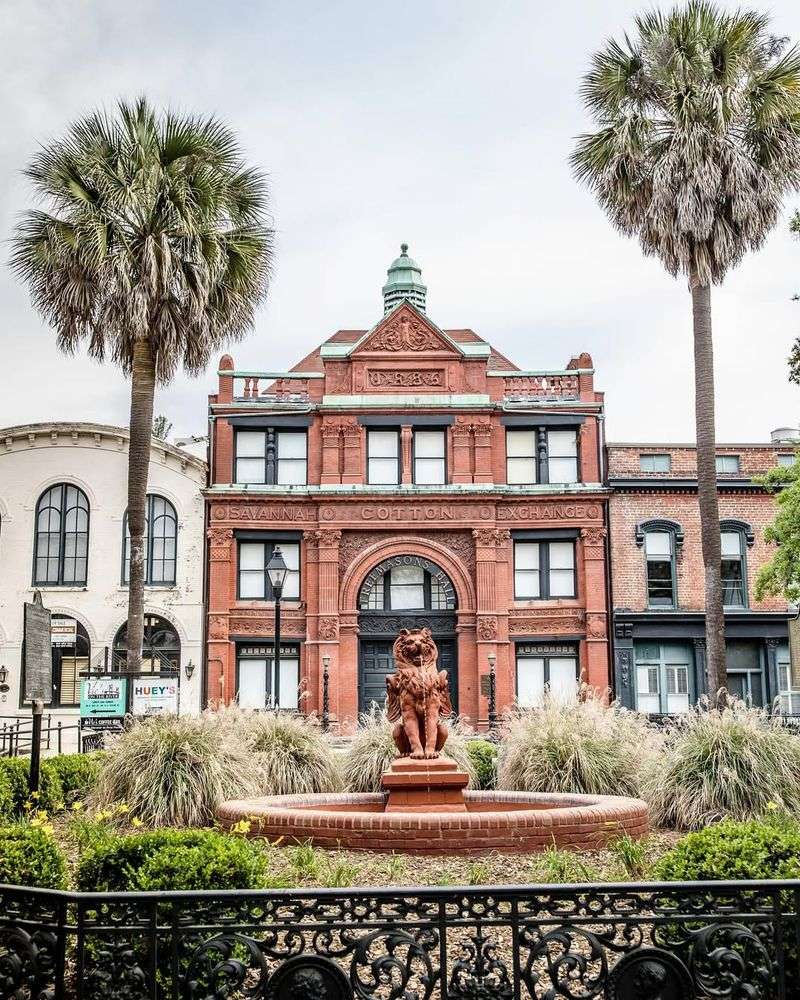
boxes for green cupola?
[382,243,427,314]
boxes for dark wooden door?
[358,639,458,715]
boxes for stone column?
[450,419,473,484]
[341,419,363,484]
[320,421,342,484]
[207,526,234,706]
[316,530,343,724]
[473,528,511,725]
[581,526,609,692]
[400,425,413,484]
[472,420,493,484]
[302,531,321,713]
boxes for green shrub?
[497,689,653,797]
[0,767,13,822]
[341,708,477,793]
[241,711,342,795]
[91,715,262,827]
[0,824,67,888]
[644,703,800,830]
[0,758,64,815]
[45,752,104,806]
[76,828,274,891]
[466,740,497,790]
[655,815,800,882]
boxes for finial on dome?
[382,243,427,314]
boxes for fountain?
[217,629,648,854]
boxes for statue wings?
[386,673,402,722]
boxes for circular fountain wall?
[217,788,648,855]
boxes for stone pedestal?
[381,757,469,812]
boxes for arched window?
[122,495,177,585]
[635,519,683,609]
[720,520,753,608]
[358,557,457,612]
[113,614,180,673]
[33,484,89,585]
[50,614,90,707]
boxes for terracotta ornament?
[386,627,452,759]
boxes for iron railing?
[0,878,796,998]
[0,715,88,757]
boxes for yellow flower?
[230,819,252,835]
[131,817,143,828]
[72,802,84,812]
[115,804,130,815]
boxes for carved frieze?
[319,503,494,523]
[337,531,475,578]
[366,369,444,389]
[497,503,602,522]
[208,615,228,640]
[472,528,511,548]
[359,312,443,353]
[477,617,498,640]
[508,609,586,635]
[318,617,339,641]
[585,612,608,639]
[358,612,456,636]
[208,527,233,560]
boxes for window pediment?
[635,519,685,547]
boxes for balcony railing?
[219,370,324,404]
[489,369,585,401]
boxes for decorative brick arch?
[340,537,476,613]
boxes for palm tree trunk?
[691,276,727,703]
[126,337,156,673]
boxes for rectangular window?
[777,454,796,468]
[506,430,537,485]
[640,454,671,473]
[778,643,800,714]
[237,644,300,710]
[721,531,746,607]
[716,455,741,475]
[514,540,576,599]
[389,565,425,609]
[516,645,578,708]
[547,430,578,483]
[234,430,308,485]
[368,429,400,485]
[645,531,675,607]
[634,642,693,714]
[237,541,300,600]
[413,429,446,485]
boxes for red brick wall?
[609,491,785,613]
[608,444,791,479]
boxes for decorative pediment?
[353,303,463,357]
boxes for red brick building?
[205,246,610,727]
[608,438,799,714]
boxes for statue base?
[381,756,469,812]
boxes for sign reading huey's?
[132,679,178,717]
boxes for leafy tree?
[152,415,172,441]
[11,98,272,671]
[788,211,800,384]
[572,2,800,698]
[755,457,800,602]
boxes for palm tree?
[572,2,800,700]
[11,98,272,672]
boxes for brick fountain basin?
[217,759,648,854]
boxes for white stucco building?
[0,423,207,747]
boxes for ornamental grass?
[644,701,800,831]
[239,709,342,795]
[92,714,261,828]
[341,707,477,793]
[497,687,655,798]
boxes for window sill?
[513,598,580,606]
[116,585,179,593]
[29,586,87,593]
[234,600,304,609]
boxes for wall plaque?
[24,592,52,704]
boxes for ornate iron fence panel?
[0,879,798,998]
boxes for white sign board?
[132,678,178,717]
[51,618,77,647]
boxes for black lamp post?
[266,547,288,710]
[487,652,498,737]
[321,655,331,732]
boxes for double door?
[358,639,457,715]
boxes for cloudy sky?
[1,0,798,443]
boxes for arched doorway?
[357,555,458,714]
[113,614,181,673]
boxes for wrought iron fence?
[0,878,797,998]
[0,715,86,757]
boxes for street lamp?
[266,547,289,710]
[486,652,497,737]
[321,655,331,732]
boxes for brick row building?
[203,246,798,724]
[205,246,610,727]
